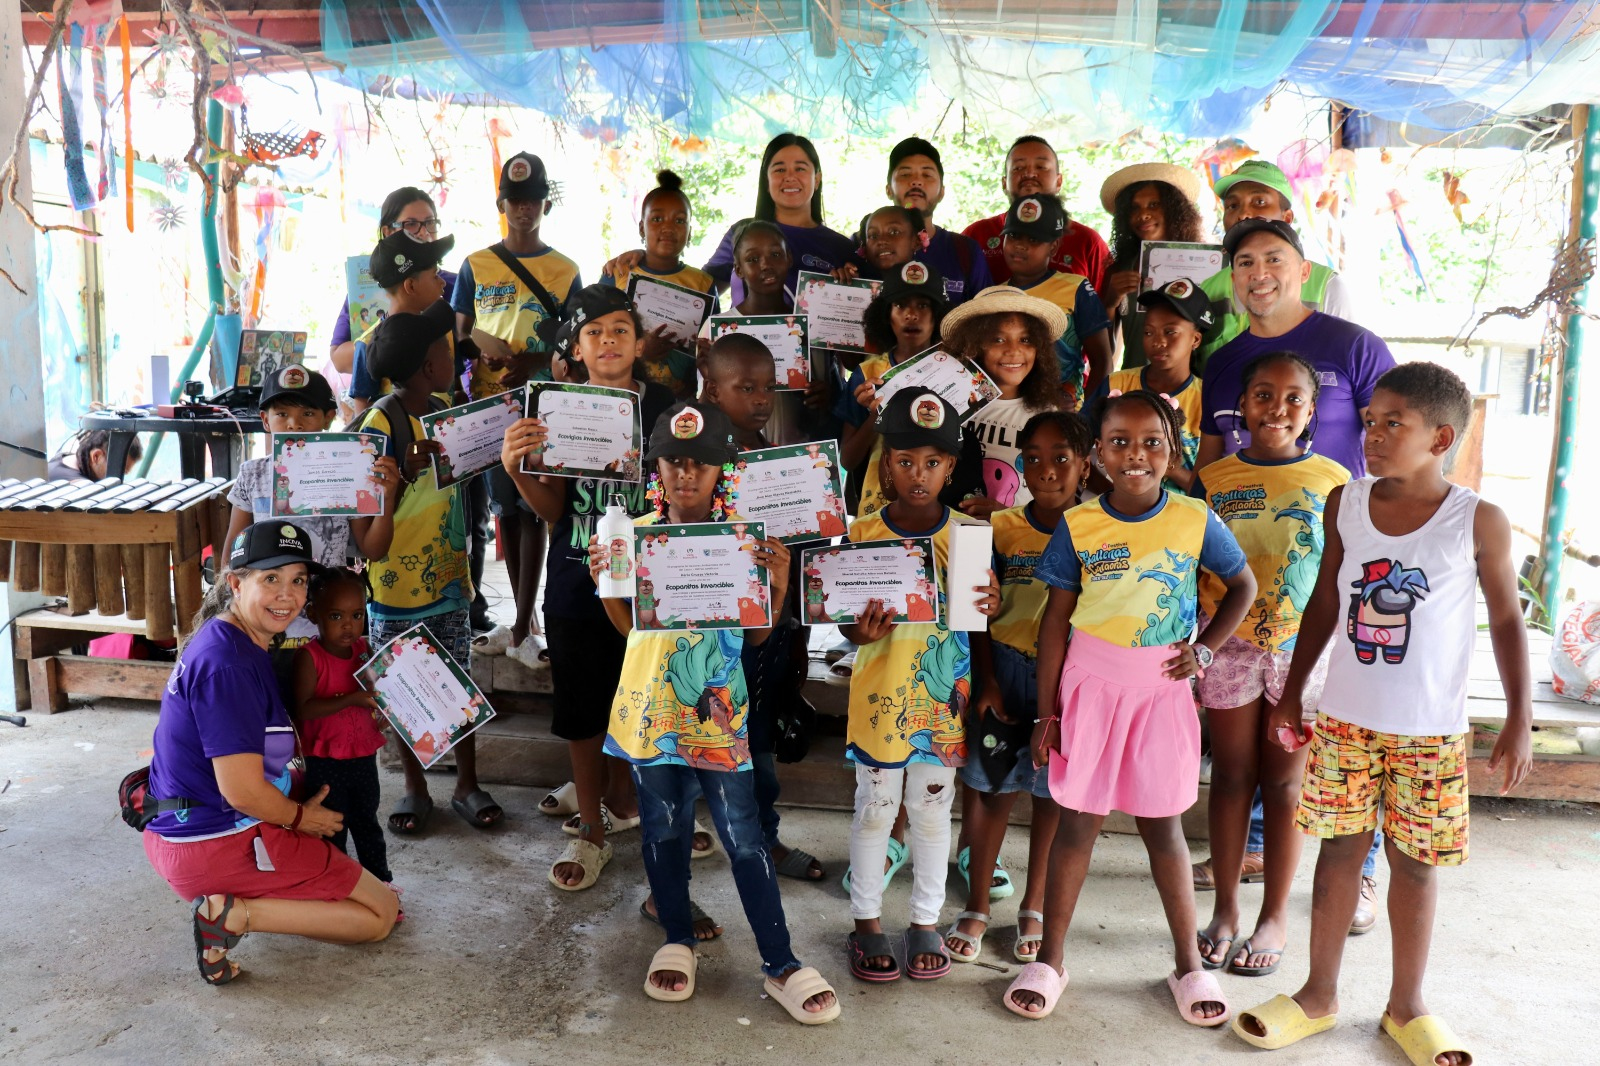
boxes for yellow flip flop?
[1232,994,1338,1050]
[1381,1011,1473,1066]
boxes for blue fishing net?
[319,1,1593,140]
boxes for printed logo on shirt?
[1348,558,1430,665]
[1209,484,1267,521]
[944,280,965,297]
[1319,371,1339,387]
[800,254,832,270]
[475,282,517,315]
[1078,541,1132,581]
[986,236,1001,250]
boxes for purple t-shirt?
[703,220,856,306]
[146,618,298,839]
[914,227,994,306]
[1199,311,1394,477]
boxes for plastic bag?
[1550,601,1600,705]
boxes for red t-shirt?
[300,636,387,760]
[962,214,1112,296]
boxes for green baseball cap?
[1213,159,1293,205]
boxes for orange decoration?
[119,15,133,232]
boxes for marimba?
[0,477,232,640]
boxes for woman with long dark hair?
[1099,165,1204,369]
[329,187,450,375]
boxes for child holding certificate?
[499,284,675,896]
[700,334,825,882]
[587,401,842,1026]
[355,302,501,835]
[223,365,401,647]
[601,170,718,399]
[939,284,1071,520]
[841,389,999,984]
[837,261,973,519]
[947,411,1090,967]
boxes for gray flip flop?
[775,846,825,880]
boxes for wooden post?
[12,542,40,592]
[142,544,174,641]
[92,542,124,615]
[40,543,67,597]
[121,543,146,620]
[65,544,95,614]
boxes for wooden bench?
[1466,629,1600,802]
[11,608,174,713]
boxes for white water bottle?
[596,493,636,598]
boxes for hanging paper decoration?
[1442,171,1471,225]
[212,83,246,108]
[119,14,133,232]
[91,24,114,203]
[150,198,186,232]
[159,157,187,188]
[58,25,94,210]
[1384,189,1432,298]
[238,105,324,163]
[1197,137,1256,188]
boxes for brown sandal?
[1192,852,1266,890]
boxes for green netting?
[319,1,1599,141]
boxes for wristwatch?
[1192,643,1214,670]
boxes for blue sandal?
[957,846,1015,901]
[841,836,908,894]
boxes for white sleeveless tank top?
[1318,477,1479,736]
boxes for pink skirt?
[1047,632,1200,818]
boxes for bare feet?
[769,965,837,1014]
[692,828,714,855]
[1231,914,1288,971]
[853,919,895,973]
[1174,968,1227,1021]
[1008,962,1064,1014]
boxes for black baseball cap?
[1003,195,1067,243]
[259,363,336,413]
[888,137,943,179]
[367,299,453,384]
[1136,277,1215,331]
[876,259,948,312]
[499,152,552,202]
[876,388,962,454]
[569,283,635,327]
[370,231,455,289]
[229,520,322,572]
[1223,217,1304,259]
[644,401,738,466]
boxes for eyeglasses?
[397,218,441,235]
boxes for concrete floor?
[1,701,1594,1066]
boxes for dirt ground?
[1,700,1594,1065]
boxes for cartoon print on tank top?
[1347,559,1430,665]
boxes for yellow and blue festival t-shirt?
[602,262,719,396]
[352,403,473,621]
[845,507,975,768]
[604,515,752,772]
[451,245,581,399]
[1036,492,1246,647]
[1084,368,1203,477]
[989,504,1059,659]
[1196,452,1350,652]
[1013,270,1110,410]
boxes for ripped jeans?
[632,763,801,979]
[849,761,957,926]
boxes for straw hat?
[1099,163,1203,214]
[940,285,1070,340]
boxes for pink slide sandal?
[1167,969,1231,1027]
[1003,961,1068,1019]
